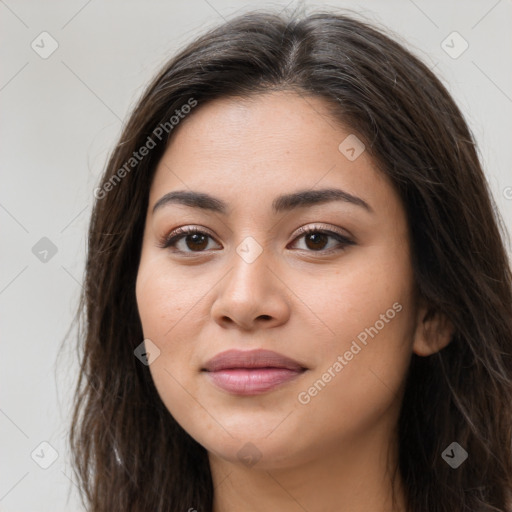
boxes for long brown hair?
[69,8,512,511]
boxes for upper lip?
[202,349,306,372]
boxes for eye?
[158,224,355,256]
[289,225,355,254]
[158,226,221,254]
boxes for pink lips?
[202,349,306,395]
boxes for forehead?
[148,91,396,217]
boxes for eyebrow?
[152,188,373,215]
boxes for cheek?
[135,257,204,423]
[292,251,416,423]
[292,248,415,349]
[293,305,414,449]
[135,251,206,341]
[135,254,197,389]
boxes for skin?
[135,91,452,512]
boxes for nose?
[210,246,291,331]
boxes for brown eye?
[159,227,221,253]
[303,232,329,251]
[159,225,354,256]
[290,227,355,254]
[183,233,209,251]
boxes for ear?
[412,300,454,357]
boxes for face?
[135,91,425,471]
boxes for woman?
[70,9,512,512]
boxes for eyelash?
[157,224,355,256]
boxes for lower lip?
[204,368,304,395]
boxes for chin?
[203,432,307,471]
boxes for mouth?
[201,349,307,395]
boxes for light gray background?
[1,1,511,511]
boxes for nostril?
[258,315,272,321]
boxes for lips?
[202,349,307,395]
